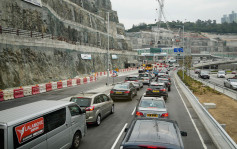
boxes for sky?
[110,0,237,29]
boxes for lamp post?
[182,25,184,80]
[107,12,110,86]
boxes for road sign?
[174,48,183,52]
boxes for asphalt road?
[0,70,217,149]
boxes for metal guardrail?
[175,73,237,149]
[190,74,237,100]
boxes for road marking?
[131,107,136,115]
[173,78,207,149]
[111,123,128,149]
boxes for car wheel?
[95,114,101,126]
[164,96,168,100]
[72,132,81,149]
[111,105,114,114]
[231,85,234,90]
[135,90,137,96]
[168,87,171,91]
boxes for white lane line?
[111,123,128,149]
[131,107,136,115]
[173,78,207,149]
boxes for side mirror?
[180,131,187,136]
[124,128,129,133]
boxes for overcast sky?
[110,0,237,29]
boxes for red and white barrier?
[76,78,81,85]
[39,84,46,93]
[0,91,4,101]
[72,79,77,86]
[52,82,57,90]
[3,90,14,100]
[83,77,87,84]
[23,87,32,96]
[62,80,67,88]
[14,88,24,99]
[32,86,40,95]
[46,83,52,92]
[57,81,63,89]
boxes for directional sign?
[174,48,183,52]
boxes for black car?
[198,71,210,79]
[120,118,187,149]
[145,82,168,100]
[110,82,137,100]
[157,78,171,91]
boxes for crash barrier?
[23,87,32,96]
[104,71,106,75]
[67,80,72,87]
[175,74,237,149]
[0,91,4,101]
[57,81,63,89]
[3,90,14,100]
[52,82,57,90]
[72,79,77,86]
[90,76,93,82]
[14,88,24,99]
[62,80,67,88]
[83,77,87,84]
[76,78,81,85]
[100,72,103,76]
[32,86,40,95]
[46,83,52,92]
[190,75,237,101]
[39,84,46,93]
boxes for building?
[221,11,237,23]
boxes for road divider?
[32,85,40,95]
[39,84,46,93]
[14,88,24,99]
[46,83,52,92]
[23,87,32,96]
[0,90,4,101]
[57,81,63,89]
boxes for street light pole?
[182,25,184,80]
[107,12,110,86]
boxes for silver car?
[136,96,168,118]
[139,73,152,85]
[70,92,114,126]
[125,75,143,90]
[224,78,237,89]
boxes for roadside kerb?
[175,73,237,149]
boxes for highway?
[0,70,217,149]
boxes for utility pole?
[107,12,110,86]
[182,25,184,80]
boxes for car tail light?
[147,88,152,91]
[136,111,144,116]
[161,113,169,117]
[124,80,128,82]
[124,91,130,94]
[86,106,94,111]
[135,80,138,82]
[138,145,166,149]
[168,83,171,85]
[110,90,114,94]
[160,88,166,91]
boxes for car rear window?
[125,77,137,81]
[114,84,128,89]
[158,79,168,83]
[150,85,164,89]
[0,129,4,149]
[139,74,148,77]
[140,100,165,108]
[71,98,91,107]
[229,79,237,82]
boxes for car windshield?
[201,71,209,75]
[229,79,237,82]
[114,84,128,89]
[125,77,137,81]
[70,98,91,107]
[150,85,164,89]
[140,100,165,108]
[139,74,149,77]
[218,71,225,74]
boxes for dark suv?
[198,71,210,79]
[120,118,187,149]
[145,82,168,100]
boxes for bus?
[145,64,153,71]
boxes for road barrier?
[67,79,72,87]
[62,80,67,88]
[46,83,52,92]
[32,86,40,95]
[23,87,32,96]
[39,84,46,93]
[100,72,102,76]
[90,76,93,82]
[14,88,24,99]
[76,78,81,85]
[72,79,77,86]
[0,91,4,101]
[83,77,87,84]
[175,73,237,149]
[57,81,63,89]
[52,82,57,90]
[3,90,14,100]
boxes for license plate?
[147,114,158,117]
[153,90,159,92]
[116,92,122,94]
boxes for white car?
[217,71,226,78]
[224,78,237,90]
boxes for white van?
[0,100,87,149]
